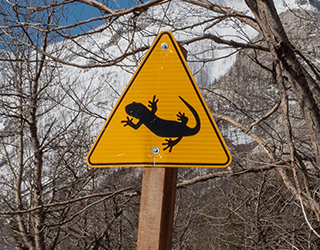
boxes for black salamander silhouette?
[121,95,200,152]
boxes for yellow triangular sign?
[87,31,231,168]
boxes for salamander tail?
[178,96,201,134]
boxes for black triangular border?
[87,31,231,167]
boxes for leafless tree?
[0,1,141,249]
[1,0,320,249]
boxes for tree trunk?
[244,0,320,165]
[245,0,320,219]
[30,118,45,250]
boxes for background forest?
[1,0,320,249]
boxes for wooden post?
[137,43,186,250]
[137,167,178,250]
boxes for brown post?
[137,167,178,250]
[137,43,186,250]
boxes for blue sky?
[67,1,134,34]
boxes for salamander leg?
[148,95,159,114]
[177,111,188,125]
[162,137,182,152]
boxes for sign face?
[87,31,231,168]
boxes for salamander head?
[125,102,149,119]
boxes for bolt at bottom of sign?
[152,147,160,155]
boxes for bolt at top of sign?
[161,42,168,50]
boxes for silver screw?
[161,42,168,50]
[152,147,160,155]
